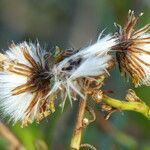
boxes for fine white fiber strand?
[66,82,73,107]
[97,28,107,41]
[67,80,84,99]
[45,82,61,100]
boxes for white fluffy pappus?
[50,34,117,105]
[0,42,52,126]
[57,34,117,70]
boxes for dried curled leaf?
[125,89,142,102]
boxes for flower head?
[0,42,53,126]
[49,34,117,107]
[115,10,150,86]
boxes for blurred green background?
[0,0,149,150]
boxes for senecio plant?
[0,10,149,149]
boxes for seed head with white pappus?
[115,10,150,86]
[0,42,54,127]
[50,34,117,107]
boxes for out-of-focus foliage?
[0,0,149,150]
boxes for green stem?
[102,95,150,119]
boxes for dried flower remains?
[49,34,117,107]
[0,42,53,126]
[115,10,150,86]
[0,10,149,128]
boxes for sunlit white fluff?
[50,34,117,104]
[57,34,116,70]
[70,55,112,80]
[0,42,52,126]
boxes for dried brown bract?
[115,10,150,86]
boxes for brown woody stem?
[70,98,87,150]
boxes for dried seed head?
[92,90,103,103]
[0,42,53,126]
[50,34,117,108]
[101,104,113,112]
[82,117,89,127]
[115,10,150,86]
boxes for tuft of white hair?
[50,34,117,105]
[57,34,117,70]
[0,42,51,124]
[70,55,112,80]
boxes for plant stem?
[0,122,24,150]
[70,98,87,150]
[102,95,150,119]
